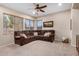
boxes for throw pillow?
[20,33,27,38]
[44,32,51,37]
[34,32,38,36]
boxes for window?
[36,20,43,30]
[14,16,23,31]
[3,14,14,33]
[29,20,34,30]
[25,19,34,30]
[24,19,42,30]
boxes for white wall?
[38,10,71,41]
[71,9,79,47]
[0,6,34,47]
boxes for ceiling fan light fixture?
[32,10,38,15]
[33,10,37,15]
[33,11,36,15]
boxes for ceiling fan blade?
[40,9,45,12]
[35,4,40,9]
[39,5,47,9]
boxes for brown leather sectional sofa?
[14,30,55,46]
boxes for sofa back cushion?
[14,30,55,38]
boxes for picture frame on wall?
[43,21,53,27]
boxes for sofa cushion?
[20,33,27,38]
[44,32,51,37]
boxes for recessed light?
[58,3,62,6]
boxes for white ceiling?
[0,3,72,17]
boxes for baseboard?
[0,42,14,48]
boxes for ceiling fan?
[34,3,47,13]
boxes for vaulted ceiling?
[0,3,72,17]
